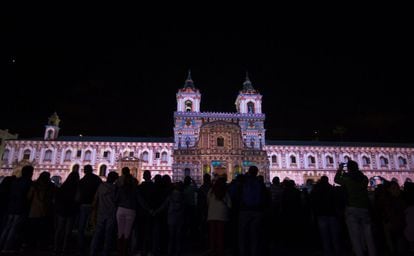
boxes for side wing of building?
[0,136,174,181]
[264,141,414,185]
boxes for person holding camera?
[334,160,376,256]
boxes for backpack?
[241,177,264,210]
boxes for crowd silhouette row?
[0,161,413,256]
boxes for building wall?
[265,145,414,185]
[0,140,174,181]
[0,129,18,168]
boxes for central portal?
[212,160,227,177]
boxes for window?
[2,149,10,161]
[129,151,134,157]
[290,155,296,164]
[64,150,72,161]
[344,156,350,162]
[326,156,334,164]
[76,150,82,157]
[44,150,53,161]
[250,138,255,148]
[184,168,191,177]
[380,156,388,166]
[84,150,92,161]
[247,102,255,114]
[271,155,277,164]
[72,164,80,172]
[362,156,371,165]
[398,156,407,166]
[103,151,110,158]
[142,151,149,162]
[185,100,193,112]
[47,130,53,139]
[161,152,168,162]
[217,137,224,147]
[308,155,315,164]
[99,165,107,177]
[23,149,31,160]
[155,152,160,159]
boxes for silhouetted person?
[76,164,102,255]
[238,166,267,256]
[116,167,137,256]
[335,160,376,256]
[280,179,301,246]
[54,170,79,255]
[155,181,186,256]
[0,165,33,252]
[0,175,16,234]
[207,177,231,256]
[139,170,156,256]
[382,180,407,255]
[311,176,342,256]
[183,176,197,241]
[197,173,212,245]
[270,176,283,242]
[90,171,119,256]
[404,181,414,254]
[27,171,55,250]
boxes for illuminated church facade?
[1,73,414,186]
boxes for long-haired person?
[207,177,231,256]
[54,170,79,255]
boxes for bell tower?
[174,70,203,149]
[44,112,60,140]
[235,73,265,149]
[176,70,201,112]
[235,72,263,114]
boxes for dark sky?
[1,12,412,142]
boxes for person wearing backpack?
[238,166,268,256]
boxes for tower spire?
[184,69,195,88]
[242,71,255,91]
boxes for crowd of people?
[0,161,413,256]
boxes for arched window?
[44,149,53,161]
[2,149,10,161]
[271,155,277,164]
[123,151,129,157]
[72,164,80,172]
[290,155,297,164]
[47,130,53,139]
[308,155,316,164]
[250,138,255,148]
[103,151,111,159]
[64,150,72,161]
[185,100,193,112]
[99,165,107,177]
[326,156,334,164]
[380,156,388,166]
[398,156,407,166]
[247,102,255,114]
[344,156,350,162]
[84,150,92,161]
[362,156,371,165]
[184,168,191,177]
[142,151,149,162]
[155,152,160,159]
[161,152,168,162]
[217,137,224,147]
[23,149,31,160]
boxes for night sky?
[1,13,412,142]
